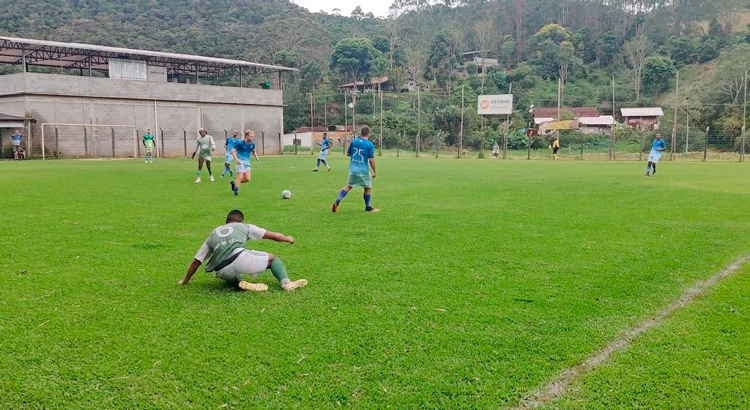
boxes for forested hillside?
[0,0,748,148]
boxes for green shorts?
[347,173,372,188]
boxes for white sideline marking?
[512,255,749,410]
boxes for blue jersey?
[651,139,666,153]
[11,134,22,145]
[234,140,255,162]
[347,137,374,175]
[225,137,239,153]
[321,138,331,152]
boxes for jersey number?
[351,148,365,163]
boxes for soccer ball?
[281,190,292,199]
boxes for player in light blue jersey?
[332,126,379,213]
[230,130,261,196]
[313,132,332,172]
[221,130,240,179]
[645,133,667,177]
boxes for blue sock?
[646,164,651,173]
[197,170,202,177]
[364,194,371,208]
[335,189,348,203]
[316,159,321,167]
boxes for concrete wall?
[0,73,285,158]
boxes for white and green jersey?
[194,223,266,272]
[196,135,216,158]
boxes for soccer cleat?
[194,177,201,183]
[313,169,319,172]
[281,279,308,292]
[645,173,650,177]
[366,206,380,213]
[331,202,338,213]
[230,181,235,192]
[327,167,331,172]
[210,176,215,182]
[238,281,268,292]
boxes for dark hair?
[323,132,328,137]
[226,209,244,223]
[361,126,370,137]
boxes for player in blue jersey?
[645,133,667,177]
[332,126,379,213]
[230,130,261,196]
[221,130,240,179]
[313,132,332,172]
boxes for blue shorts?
[347,173,372,188]
[237,161,250,173]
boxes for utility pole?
[344,90,348,154]
[459,84,465,158]
[611,75,616,161]
[741,68,747,162]
[671,70,679,161]
[557,77,562,120]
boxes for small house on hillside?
[338,76,392,93]
[621,107,664,130]
[533,107,599,125]
[578,116,615,136]
[462,51,500,75]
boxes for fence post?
[83,126,88,158]
[54,126,59,158]
[703,126,709,162]
[580,133,584,161]
[526,133,531,160]
[639,132,645,161]
[111,127,116,158]
[294,132,298,155]
[160,128,165,158]
[224,129,228,139]
[435,131,439,158]
[183,128,187,157]
[136,128,141,159]
[261,131,265,156]
[278,132,282,155]
[397,132,401,157]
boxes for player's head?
[14,129,19,134]
[226,209,244,223]
[323,132,328,139]
[245,130,254,142]
[360,126,370,138]
[233,130,239,137]
[655,133,662,139]
[199,128,207,137]
[147,128,151,134]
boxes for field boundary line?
[511,254,749,410]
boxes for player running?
[551,135,560,160]
[331,126,379,213]
[192,129,216,183]
[143,128,155,163]
[645,133,667,177]
[221,130,240,179]
[313,132,332,172]
[230,130,261,196]
[178,209,307,292]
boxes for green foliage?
[643,55,677,98]
[331,38,382,82]
[424,30,462,89]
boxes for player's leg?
[314,159,320,171]
[13,145,18,160]
[332,185,353,212]
[652,161,657,175]
[321,158,330,170]
[364,187,379,212]
[264,253,307,291]
[206,159,214,181]
[241,169,251,183]
[645,161,652,176]
[221,160,230,178]
[195,157,204,182]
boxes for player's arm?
[232,148,240,164]
[210,136,216,151]
[179,259,201,286]
[262,231,294,244]
[253,149,260,163]
[191,140,199,159]
[369,158,377,178]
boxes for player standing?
[10,129,22,160]
[331,126,379,213]
[192,128,216,183]
[178,209,307,292]
[230,130,261,196]
[552,135,560,160]
[313,132,332,172]
[645,133,667,177]
[143,128,155,163]
[221,130,240,179]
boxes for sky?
[292,0,392,18]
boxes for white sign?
[147,66,168,82]
[477,94,513,115]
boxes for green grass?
[1,156,749,409]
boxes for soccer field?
[1,156,748,409]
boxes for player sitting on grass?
[313,132,332,172]
[332,126,379,213]
[178,209,308,292]
[221,130,240,179]
[645,133,667,177]
[192,128,216,183]
[230,130,261,196]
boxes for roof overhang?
[0,36,297,76]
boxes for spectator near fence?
[11,129,22,160]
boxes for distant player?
[230,130,261,196]
[313,132,332,172]
[192,129,216,182]
[178,209,308,292]
[221,130,240,179]
[492,141,500,158]
[552,135,560,160]
[143,128,155,163]
[332,126,378,213]
[11,129,22,160]
[645,133,667,177]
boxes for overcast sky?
[292,0,392,18]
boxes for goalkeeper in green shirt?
[143,129,155,163]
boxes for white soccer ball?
[281,190,292,199]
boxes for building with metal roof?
[0,36,295,159]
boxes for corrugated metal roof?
[0,36,296,73]
[621,107,664,117]
[534,107,599,119]
[578,116,615,126]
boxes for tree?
[500,39,516,68]
[715,44,750,104]
[642,55,676,98]
[424,30,461,90]
[350,6,364,20]
[299,61,323,94]
[331,38,381,84]
[622,34,652,102]
[534,24,577,84]
[595,31,618,68]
